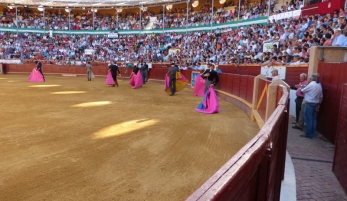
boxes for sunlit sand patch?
[52,91,86,95]
[29,85,61,88]
[7,81,15,82]
[72,101,113,108]
[0,78,7,79]
[92,119,159,139]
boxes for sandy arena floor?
[0,74,259,201]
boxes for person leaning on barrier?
[293,73,321,131]
[298,73,323,138]
[293,73,308,124]
[271,69,280,82]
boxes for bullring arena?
[0,73,259,200]
[2,0,347,200]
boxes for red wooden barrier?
[3,61,308,88]
[333,83,347,195]
[285,66,308,88]
[246,76,254,103]
[217,64,238,74]
[257,79,270,121]
[317,62,347,143]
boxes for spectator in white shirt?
[300,73,323,138]
[271,69,280,82]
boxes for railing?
[1,61,307,89]
[256,78,270,121]
[0,17,268,34]
[333,83,347,194]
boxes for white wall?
[289,89,297,118]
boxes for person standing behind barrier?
[109,61,121,87]
[293,73,321,130]
[86,62,92,81]
[271,69,280,82]
[300,74,323,138]
[35,61,45,81]
[166,64,179,96]
[293,73,308,124]
[201,63,219,94]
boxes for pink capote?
[27,68,44,82]
[194,75,205,97]
[129,72,143,89]
[195,86,220,114]
[105,70,115,85]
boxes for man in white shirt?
[300,74,323,138]
[271,69,280,82]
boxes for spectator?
[293,73,308,124]
[271,69,280,82]
[300,73,323,138]
[323,33,332,46]
[332,28,347,46]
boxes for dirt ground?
[0,74,259,201]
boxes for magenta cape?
[194,75,205,97]
[129,72,143,89]
[27,68,44,82]
[105,70,115,85]
[164,72,188,93]
[195,87,220,114]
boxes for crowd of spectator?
[0,0,303,31]
[1,3,347,68]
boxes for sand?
[0,74,259,201]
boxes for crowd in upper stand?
[0,0,303,30]
[1,2,347,68]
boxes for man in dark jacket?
[140,62,149,84]
[36,61,45,81]
[201,63,219,94]
[109,61,121,87]
[166,63,179,96]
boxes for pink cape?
[194,75,205,97]
[195,87,220,114]
[129,72,143,89]
[105,70,115,85]
[27,68,44,82]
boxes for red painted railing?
[2,62,307,88]
[333,83,347,194]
